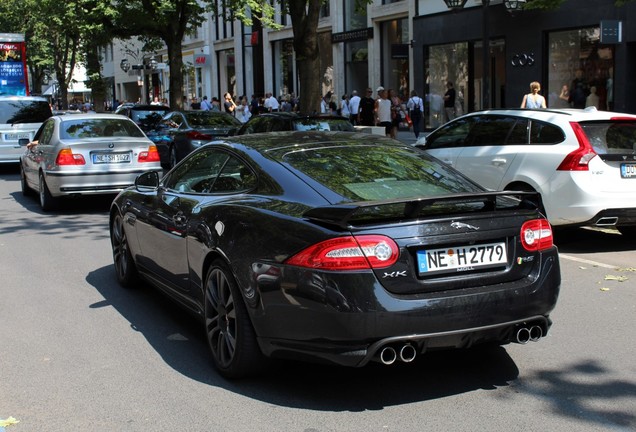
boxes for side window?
[425,117,474,150]
[269,118,286,132]
[467,116,516,147]
[530,121,565,144]
[506,118,530,145]
[251,117,269,133]
[37,120,55,145]
[163,148,256,194]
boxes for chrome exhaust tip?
[399,344,417,363]
[529,325,543,342]
[379,346,397,365]
[515,327,531,344]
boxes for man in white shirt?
[348,90,360,125]
[264,92,280,112]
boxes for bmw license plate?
[4,133,31,140]
[620,163,636,178]
[417,242,507,274]
[92,152,131,164]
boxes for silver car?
[0,96,52,163]
[20,114,162,210]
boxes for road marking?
[559,253,617,269]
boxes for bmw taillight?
[285,235,399,270]
[138,145,160,163]
[520,219,553,252]
[556,122,597,171]
[55,148,86,165]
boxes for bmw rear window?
[283,144,482,201]
[60,118,146,139]
[579,121,636,155]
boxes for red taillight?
[285,235,399,270]
[187,131,212,141]
[520,219,553,251]
[138,145,160,163]
[556,122,597,171]
[55,148,85,165]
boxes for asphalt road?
[0,164,634,432]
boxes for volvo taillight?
[285,235,399,270]
[556,122,597,171]
[520,219,553,252]
[55,148,86,165]
[138,145,160,163]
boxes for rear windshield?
[0,99,52,124]
[580,121,636,155]
[60,118,146,139]
[130,109,169,123]
[283,144,482,201]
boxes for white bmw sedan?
[19,113,162,211]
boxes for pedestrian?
[520,81,547,109]
[264,92,280,112]
[340,94,350,118]
[237,97,252,123]
[250,94,260,116]
[407,90,425,139]
[211,97,221,111]
[200,96,212,111]
[569,68,589,109]
[443,81,456,122]
[348,90,360,125]
[374,86,392,137]
[388,89,403,139]
[358,88,375,126]
[223,92,237,115]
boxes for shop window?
[548,27,615,110]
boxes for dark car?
[236,111,354,135]
[150,110,242,168]
[109,131,560,379]
[114,104,171,132]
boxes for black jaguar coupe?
[109,131,560,378]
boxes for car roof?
[0,95,49,102]
[126,104,170,110]
[54,113,134,121]
[460,107,636,121]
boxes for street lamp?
[443,0,524,109]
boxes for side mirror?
[135,171,160,190]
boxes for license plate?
[4,133,30,140]
[417,242,507,274]
[620,163,636,178]
[92,152,131,164]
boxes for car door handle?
[491,158,507,166]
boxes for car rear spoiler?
[303,190,542,229]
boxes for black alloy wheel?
[111,213,139,288]
[204,260,263,379]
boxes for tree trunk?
[166,37,184,110]
[290,0,322,115]
[86,45,107,112]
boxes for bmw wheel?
[204,260,263,379]
[20,164,33,197]
[110,213,139,288]
[39,173,58,211]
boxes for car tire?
[110,213,140,288]
[617,226,636,237]
[20,164,34,197]
[39,173,58,211]
[204,260,264,379]
[169,146,178,169]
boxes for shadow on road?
[554,227,634,254]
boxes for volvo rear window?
[0,99,52,124]
[580,121,636,154]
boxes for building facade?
[105,0,635,129]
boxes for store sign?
[511,53,535,67]
[194,55,209,66]
[600,20,622,44]
[331,28,373,43]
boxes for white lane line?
[559,253,617,269]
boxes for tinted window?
[580,121,636,154]
[467,116,517,146]
[60,119,145,139]
[0,99,52,124]
[425,117,473,149]
[291,118,354,132]
[184,112,241,127]
[283,144,481,201]
[530,120,565,144]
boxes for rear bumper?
[44,168,161,196]
[249,249,561,367]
